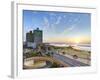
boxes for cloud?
[67,25,75,31]
[62,25,76,34]
[63,15,66,18]
[43,17,50,28]
[42,17,52,34]
[55,16,62,25]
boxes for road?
[53,52,89,67]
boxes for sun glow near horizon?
[74,38,80,44]
[43,36,91,44]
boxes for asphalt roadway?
[53,52,89,67]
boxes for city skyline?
[23,10,91,44]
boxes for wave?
[73,45,91,51]
[48,43,91,51]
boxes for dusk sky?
[23,10,91,44]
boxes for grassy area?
[31,52,39,56]
[24,51,43,58]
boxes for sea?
[48,43,91,51]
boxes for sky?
[23,10,91,44]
